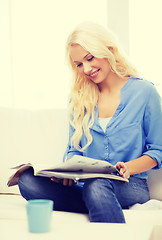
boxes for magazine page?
[7,164,33,187]
[43,155,119,174]
[7,155,126,187]
[36,170,129,182]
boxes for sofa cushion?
[148,168,162,200]
[0,108,68,194]
[1,195,162,225]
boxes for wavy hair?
[66,22,139,151]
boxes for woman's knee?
[83,178,113,203]
[82,178,125,223]
[18,168,34,188]
[18,167,50,201]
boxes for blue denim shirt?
[63,77,162,179]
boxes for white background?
[129,0,162,95]
[0,0,162,109]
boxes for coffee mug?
[26,199,54,233]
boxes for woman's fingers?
[51,177,76,186]
[63,178,76,186]
[115,162,130,179]
[51,177,62,183]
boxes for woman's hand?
[51,158,77,186]
[115,156,158,179]
[51,177,76,186]
[115,162,130,179]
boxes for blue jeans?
[18,168,150,223]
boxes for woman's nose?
[83,63,91,74]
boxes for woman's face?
[70,44,112,84]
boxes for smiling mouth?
[89,69,100,78]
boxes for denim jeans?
[18,168,150,223]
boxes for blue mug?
[26,199,54,233]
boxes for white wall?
[0,0,107,109]
[0,0,13,107]
[129,0,162,96]
[1,0,161,110]
[107,0,129,55]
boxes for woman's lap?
[18,168,88,213]
[82,177,149,222]
[18,168,150,222]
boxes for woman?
[18,22,162,223]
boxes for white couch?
[1,108,162,239]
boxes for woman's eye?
[88,56,94,61]
[76,56,94,67]
[77,63,82,67]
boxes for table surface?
[0,218,157,240]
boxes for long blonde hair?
[66,22,139,151]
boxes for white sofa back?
[1,108,162,200]
[0,108,69,194]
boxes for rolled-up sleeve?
[143,85,162,168]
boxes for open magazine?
[7,155,129,187]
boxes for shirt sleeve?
[63,123,83,162]
[143,84,162,169]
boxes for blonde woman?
[18,22,162,223]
